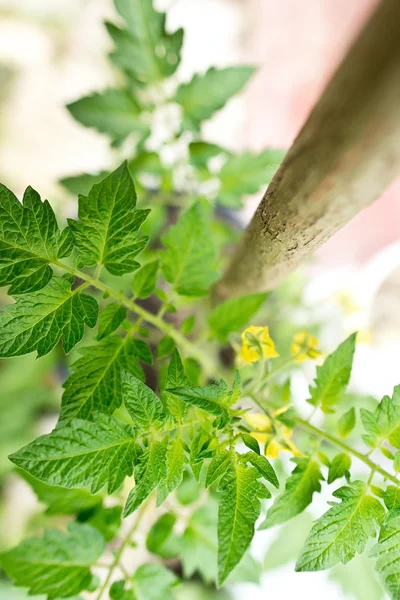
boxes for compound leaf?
[161,201,219,296]
[122,372,164,432]
[175,67,255,130]
[59,335,148,425]
[259,458,323,529]
[0,184,72,295]
[371,511,400,599]
[307,333,356,413]
[296,481,384,571]
[361,386,400,449]
[68,163,149,275]
[327,453,351,484]
[9,414,139,494]
[0,522,104,599]
[0,276,98,358]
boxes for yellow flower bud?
[291,331,321,363]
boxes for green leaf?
[371,511,400,599]
[60,171,110,196]
[218,150,285,208]
[206,451,231,488]
[163,349,190,420]
[259,458,323,529]
[361,386,400,449]
[0,184,72,295]
[307,333,357,413]
[175,67,255,130]
[169,381,231,419]
[67,89,148,144]
[108,0,183,84]
[161,201,219,296]
[190,432,210,481]
[85,505,122,542]
[296,481,384,571]
[59,336,148,425]
[208,292,267,342]
[0,522,104,599]
[0,276,98,358]
[188,141,229,168]
[327,453,351,484]
[241,433,260,454]
[242,452,278,488]
[10,414,139,494]
[146,513,180,559]
[157,335,175,358]
[264,512,314,571]
[329,554,385,600]
[384,486,400,511]
[157,437,186,506]
[132,260,159,299]
[68,163,149,275]
[110,564,178,600]
[97,303,127,340]
[122,372,164,432]
[217,452,270,585]
[338,407,356,438]
[124,440,167,516]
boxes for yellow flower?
[291,331,321,363]
[265,427,303,459]
[240,326,279,364]
[243,413,272,431]
[244,412,302,458]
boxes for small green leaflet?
[208,292,267,342]
[132,260,159,299]
[59,335,151,425]
[97,303,127,339]
[124,440,167,516]
[338,407,356,438]
[190,432,211,481]
[157,437,186,506]
[384,486,400,511]
[206,451,232,488]
[168,380,231,419]
[218,150,285,209]
[122,372,164,431]
[163,348,190,420]
[10,414,139,494]
[174,66,255,130]
[259,458,323,529]
[0,522,104,600]
[217,452,270,585]
[296,481,384,571]
[161,201,219,296]
[361,386,400,449]
[109,0,183,84]
[110,564,178,600]
[371,511,400,599]
[146,513,180,559]
[242,433,260,454]
[206,450,277,490]
[327,453,351,484]
[0,276,98,358]
[0,184,72,295]
[68,163,149,275]
[67,89,148,145]
[307,332,357,413]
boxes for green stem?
[252,396,399,486]
[96,498,151,600]
[54,260,215,376]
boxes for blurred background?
[0,0,399,598]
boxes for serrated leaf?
[157,437,186,506]
[161,201,219,296]
[217,452,270,585]
[0,184,73,295]
[175,67,255,130]
[10,414,139,494]
[124,440,167,516]
[384,486,400,511]
[218,150,284,208]
[296,481,384,571]
[68,163,149,275]
[122,372,164,431]
[108,0,183,84]
[190,432,210,482]
[371,511,400,599]
[67,89,148,144]
[208,293,267,342]
[97,303,127,340]
[0,522,104,599]
[59,335,147,425]
[0,276,98,358]
[338,407,356,438]
[163,349,190,420]
[206,451,231,488]
[327,453,351,484]
[361,386,400,449]
[259,458,323,529]
[169,381,230,419]
[132,260,159,299]
[307,333,357,413]
[241,452,278,488]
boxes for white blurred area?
[0,1,399,599]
